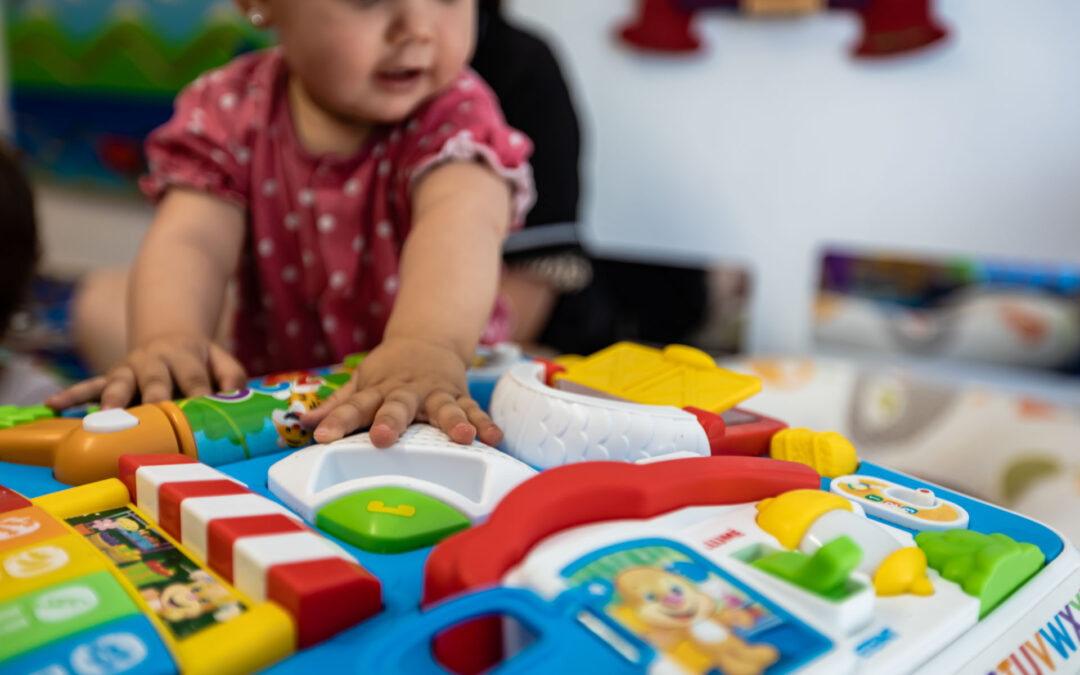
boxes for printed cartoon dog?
[611,568,779,675]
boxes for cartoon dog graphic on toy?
[611,567,779,675]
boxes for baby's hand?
[302,337,502,448]
[46,333,247,411]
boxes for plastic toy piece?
[0,534,110,603]
[552,342,761,413]
[31,477,297,675]
[158,479,251,539]
[423,456,819,675]
[119,454,383,645]
[0,484,32,512]
[208,514,309,583]
[0,362,357,486]
[715,407,789,457]
[0,504,69,554]
[0,570,141,662]
[831,475,969,531]
[0,403,54,429]
[916,529,1045,617]
[492,361,714,467]
[751,535,863,598]
[267,557,382,649]
[269,424,536,553]
[770,428,859,478]
[359,587,641,675]
[756,489,934,597]
[233,531,355,602]
[0,403,187,485]
[316,487,471,554]
[0,614,177,675]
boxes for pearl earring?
[247,8,267,27]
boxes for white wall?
[507,0,1080,353]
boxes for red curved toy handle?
[422,456,819,674]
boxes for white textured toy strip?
[489,361,711,469]
[134,462,240,522]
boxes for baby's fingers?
[209,345,248,393]
[312,387,383,444]
[163,351,213,400]
[100,366,138,410]
[424,391,475,445]
[458,396,503,447]
[303,378,358,429]
[370,389,422,448]
[130,354,172,404]
[45,376,108,411]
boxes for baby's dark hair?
[0,145,39,338]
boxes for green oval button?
[316,487,470,554]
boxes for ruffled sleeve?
[396,70,536,229]
[139,66,257,207]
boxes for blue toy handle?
[354,587,642,674]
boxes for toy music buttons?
[830,475,969,532]
[82,409,141,434]
[316,487,470,554]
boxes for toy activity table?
[1,343,1077,675]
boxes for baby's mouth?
[376,68,425,87]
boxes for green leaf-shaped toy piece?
[916,529,1044,617]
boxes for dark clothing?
[473,11,709,353]
[473,11,582,258]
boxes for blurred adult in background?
[475,0,710,355]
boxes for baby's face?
[271,0,476,124]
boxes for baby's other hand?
[45,333,247,411]
[302,337,502,448]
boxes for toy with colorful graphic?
[617,0,949,59]
[0,359,357,485]
[830,474,969,531]
[379,455,1069,675]
[0,455,380,672]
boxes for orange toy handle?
[0,405,184,486]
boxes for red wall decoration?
[618,0,949,59]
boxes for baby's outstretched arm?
[303,161,512,448]
[47,189,247,410]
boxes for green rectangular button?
[0,570,140,661]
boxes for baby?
[48,0,534,449]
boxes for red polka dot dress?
[141,49,534,375]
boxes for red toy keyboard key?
[267,558,382,647]
[118,453,197,499]
[207,514,309,583]
[158,480,251,539]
